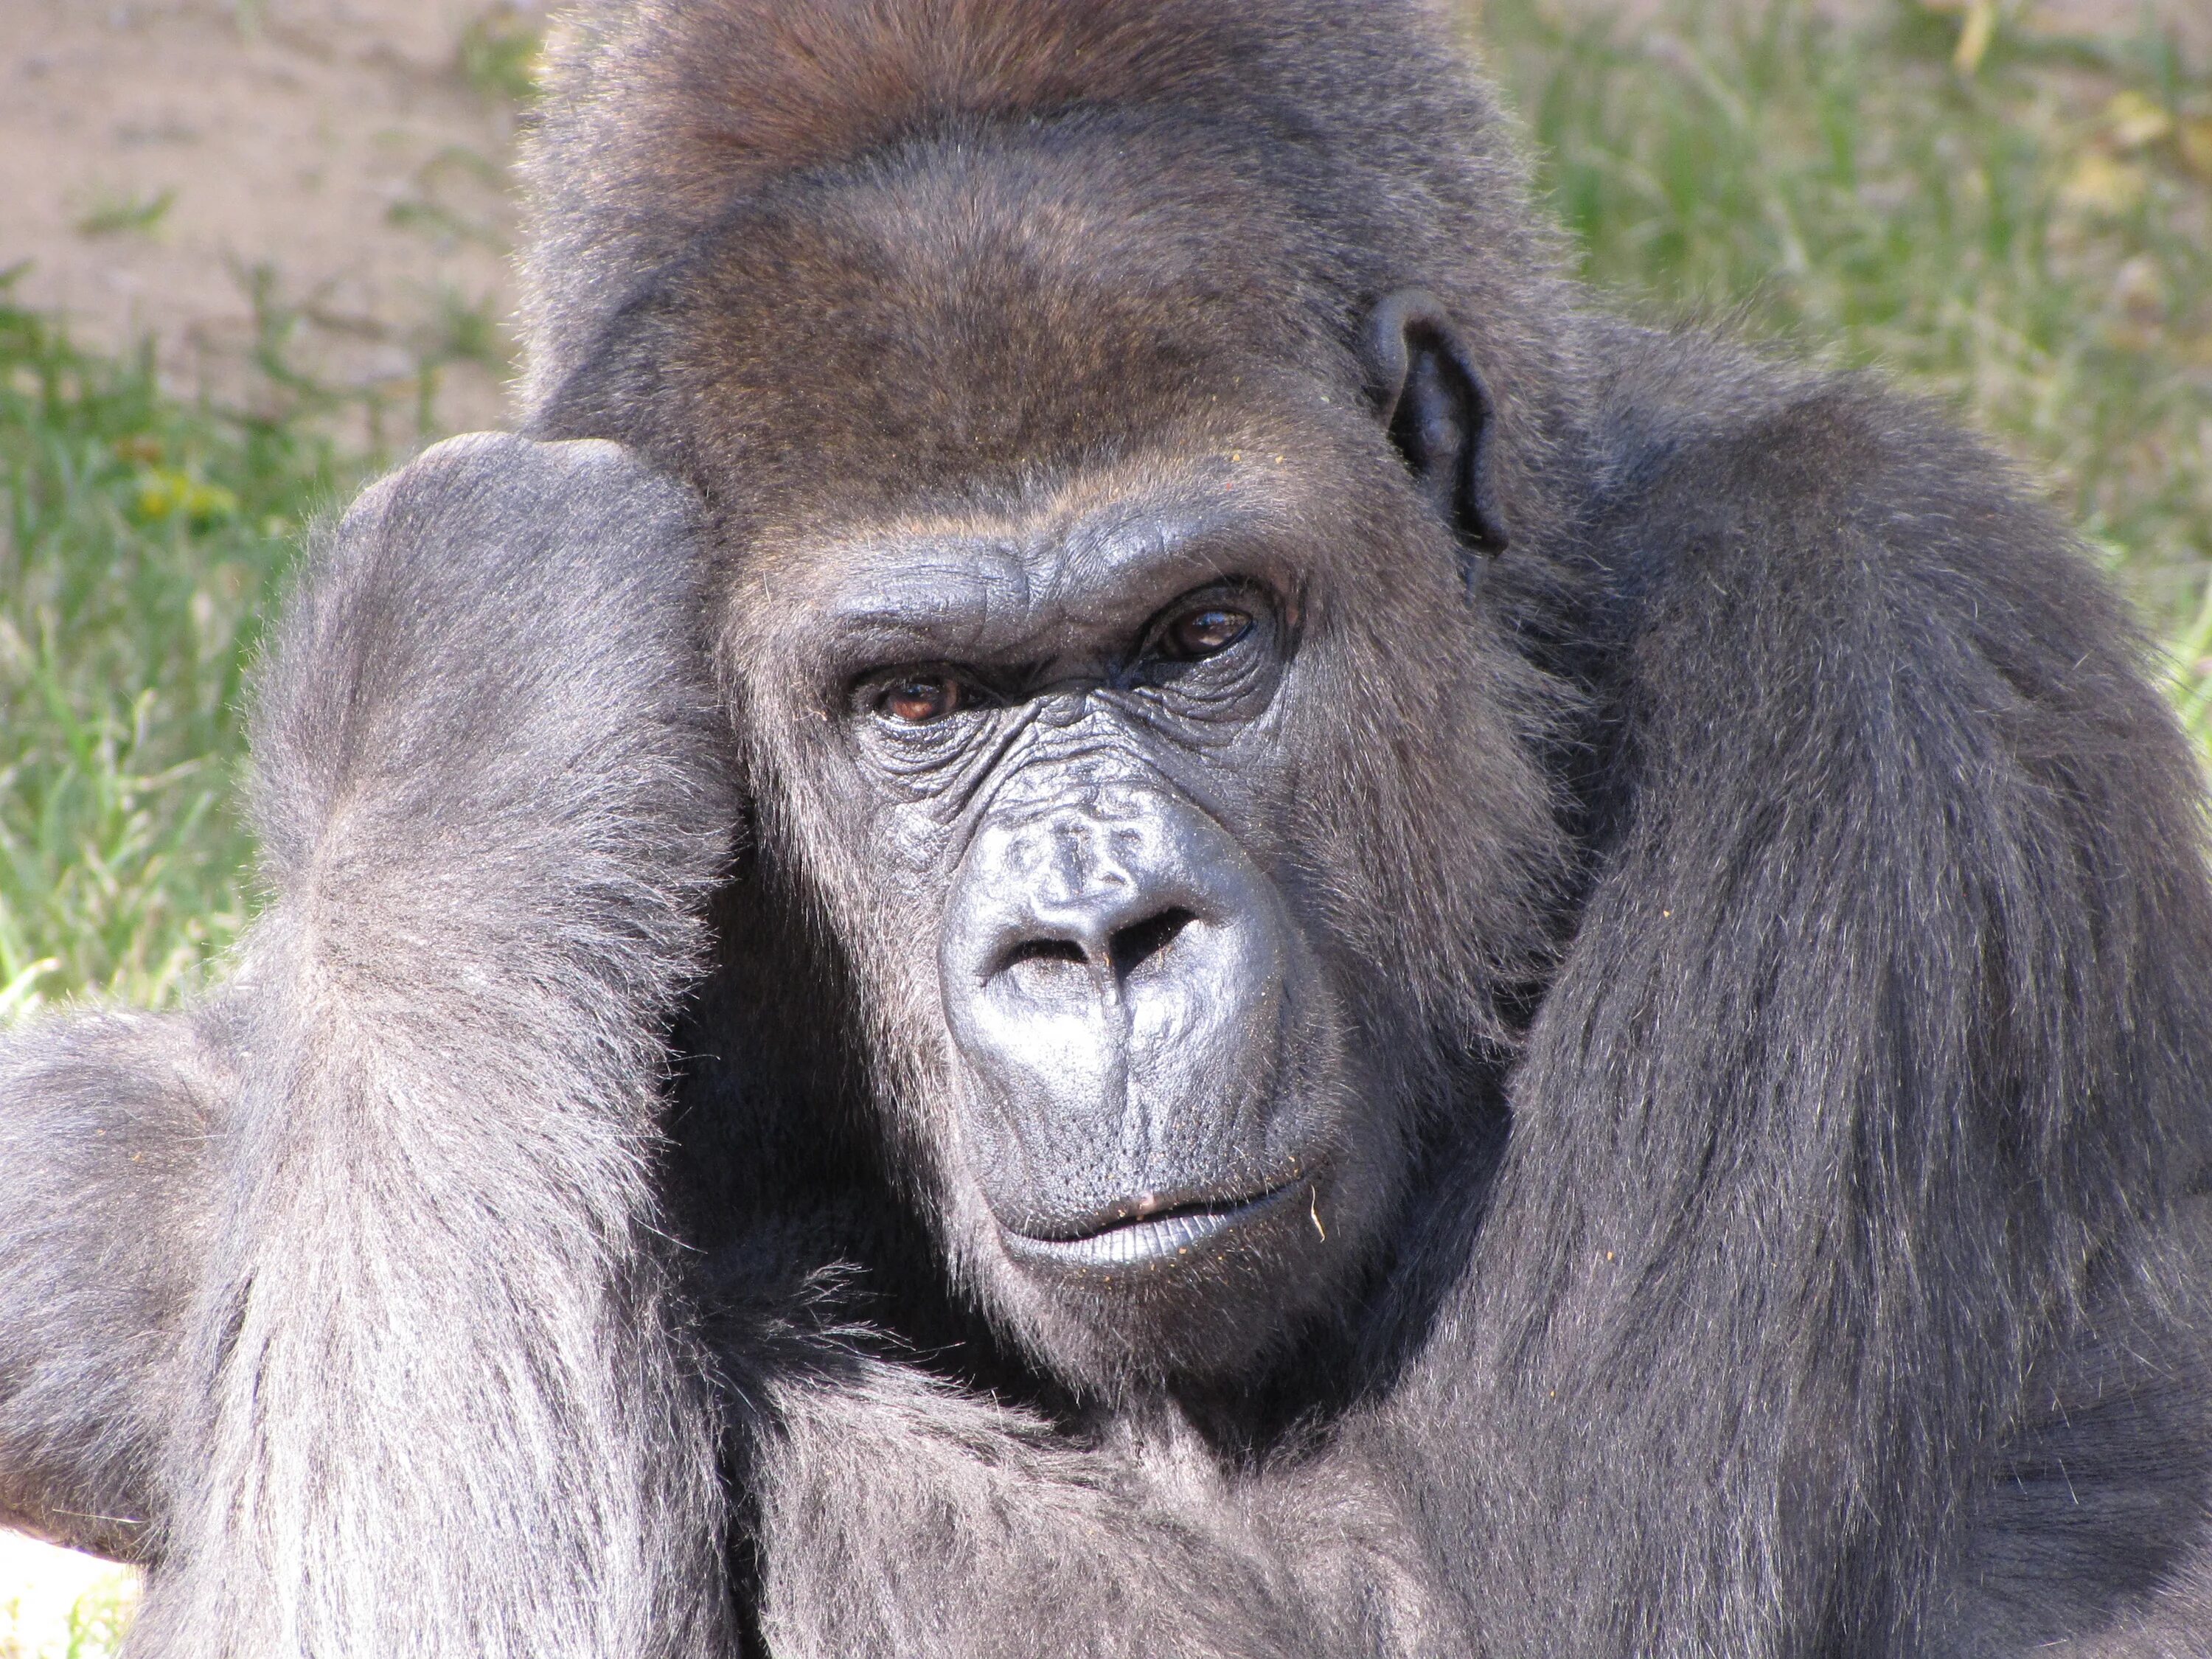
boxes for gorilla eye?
[1164,605,1253,660]
[878,675,964,725]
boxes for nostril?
[998,937,1089,976]
[1109,907,1195,982]
[987,908,1198,985]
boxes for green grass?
[3,0,2209,1019]
[71,187,176,240]
[1478,0,2212,684]
[0,1542,142,1658]
[0,298,370,1020]
[457,1,547,104]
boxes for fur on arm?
[118,434,741,1658]
[747,1349,1452,1659]
[1417,358,2212,1656]
[0,1009,228,1562]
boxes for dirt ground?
[2,0,537,436]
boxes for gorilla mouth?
[1000,1183,1302,1269]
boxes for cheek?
[1276,608,1563,1037]
[745,732,950,1008]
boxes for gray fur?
[7,434,740,1655]
[5,4,2212,1656]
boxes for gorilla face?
[660,152,1556,1387]
[540,142,1564,1385]
[722,378,1542,1388]
[926,587,1345,1248]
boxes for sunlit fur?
[3,2,2211,1656]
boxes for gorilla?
[4,0,2212,1654]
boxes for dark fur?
[6,1,2212,1654]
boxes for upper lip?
[998,1181,1301,1269]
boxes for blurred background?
[1,0,2208,1650]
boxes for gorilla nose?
[940,785,1295,1239]
[955,798,1251,1017]
[991,846,1198,990]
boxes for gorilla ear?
[1362,290,1509,574]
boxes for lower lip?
[1001,1183,1301,1270]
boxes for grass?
[70,188,175,241]
[1478,0,2212,676]
[0,295,371,1023]
[457,1,547,105]
[0,1534,140,1659]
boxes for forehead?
[636,128,1357,520]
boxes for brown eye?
[880,675,963,725]
[1167,606,1252,658]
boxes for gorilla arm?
[0,1010,226,1562]
[0,434,740,1658]
[1409,354,2212,1655]
[738,1340,1457,1659]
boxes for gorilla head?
[712,262,1562,1388]
[541,77,1570,1383]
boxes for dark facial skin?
[695,279,1521,1390]
[863,552,1341,1241]
[730,448,1393,1385]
